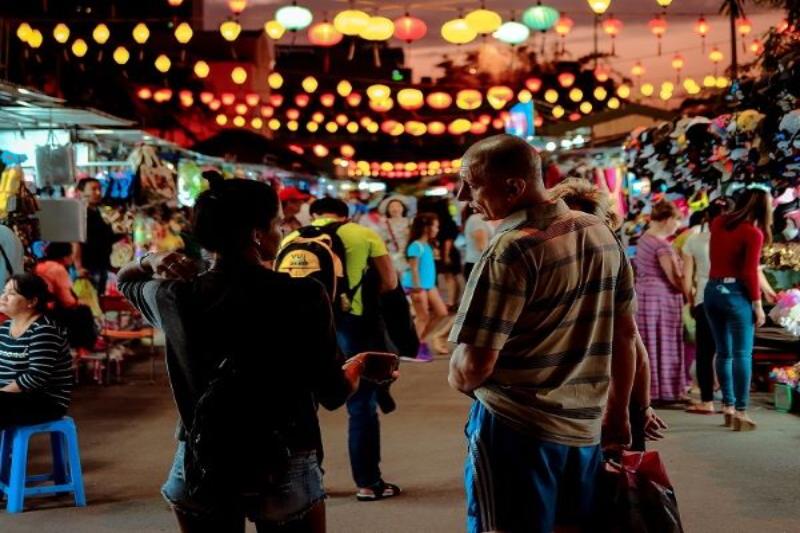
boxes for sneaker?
[400,343,433,363]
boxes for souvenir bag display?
[34,130,75,188]
[129,145,177,206]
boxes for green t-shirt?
[284,218,388,316]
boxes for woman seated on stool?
[0,273,72,427]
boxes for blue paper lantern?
[275,3,313,31]
[522,4,559,32]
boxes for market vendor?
[73,178,117,295]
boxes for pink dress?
[633,234,685,401]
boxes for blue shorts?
[162,441,325,524]
[464,401,601,533]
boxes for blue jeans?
[704,280,755,411]
[464,402,601,533]
[336,313,385,488]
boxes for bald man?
[448,135,638,533]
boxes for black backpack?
[275,222,364,314]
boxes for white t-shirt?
[464,214,494,264]
[683,230,711,306]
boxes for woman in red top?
[705,188,772,431]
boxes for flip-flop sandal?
[685,404,715,415]
[356,481,402,502]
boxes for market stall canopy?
[189,129,319,174]
[0,81,134,131]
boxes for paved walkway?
[1,356,799,532]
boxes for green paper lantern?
[522,4,559,32]
[493,21,530,45]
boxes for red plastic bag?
[599,450,684,533]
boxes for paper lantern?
[544,89,559,103]
[261,106,275,117]
[493,21,530,45]
[346,122,359,134]
[200,92,214,105]
[93,23,110,45]
[320,93,336,107]
[337,80,352,97]
[522,4,559,32]
[709,47,724,64]
[369,98,394,112]
[27,30,43,49]
[276,3,313,31]
[16,23,32,43]
[341,144,356,158]
[231,66,248,84]
[154,88,173,103]
[192,61,210,79]
[313,145,329,158]
[736,17,752,36]
[525,77,543,93]
[405,121,427,137]
[381,121,404,136]
[631,62,645,78]
[397,88,424,110]
[133,23,150,44]
[269,94,284,107]
[366,84,391,101]
[557,72,575,87]
[168,0,184,6]
[346,92,363,107]
[269,119,281,130]
[569,88,583,102]
[335,114,349,126]
[308,22,343,46]
[594,87,608,101]
[594,66,611,82]
[235,103,248,115]
[471,122,488,135]
[302,76,319,93]
[456,89,482,110]
[607,97,621,109]
[716,76,730,88]
[265,20,286,39]
[555,14,574,37]
[174,22,193,44]
[334,9,370,36]
[113,46,130,65]
[602,15,622,54]
[640,83,655,96]
[228,0,247,15]
[750,39,764,55]
[441,18,477,45]
[360,16,394,41]
[267,72,283,89]
[465,8,502,34]
[427,92,452,109]
[552,105,565,118]
[617,84,631,98]
[671,53,684,71]
[694,16,710,51]
[251,117,264,129]
[306,122,319,132]
[448,119,472,135]
[312,112,324,123]
[648,15,667,54]
[216,114,229,126]
[656,0,673,6]
[587,0,611,15]
[210,100,222,111]
[137,88,152,100]
[518,89,533,103]
[53,23,70,44]
[154,55,171,73]
[220,19,242,41]
[295,94,310,107]
[428,122,446,135]
[534,115,544,128]
[221,93,236,106]
[394,14,427,43]
[487,86,514,110]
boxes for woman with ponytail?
[118,172,364,532]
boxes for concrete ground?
[1,355,799,533]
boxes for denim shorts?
[162,441,325,524]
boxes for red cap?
[279,186,311,202]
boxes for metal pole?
[730,9,739,79]
[593,15,599,68]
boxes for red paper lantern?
[209,100,221,111]
[394,14,427,43]
[137,87,152,100]
[694,15,710,52]
[426,92,452,109]
[286,108,300,120]
[602,15,622,55]
[260,105,274,117]
[569,112,581,121]
[221,93,236,106]
[648,15,668,55]
[534,115,544,128]
[346,92,363,107]
[470,122,488,135]
[320,93,336,107]
[308,22,343,47]
[199,91,214,104]
[245,93,260,106]
[294,94,310,107]
[525,77,543,93]
[736,17,752,37]
[557,72,575,88]
[269,94,284,107]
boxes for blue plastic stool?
[0,416,86,513]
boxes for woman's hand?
[643,407,668,441]
[144,252,198,281]
[754,303,766,328]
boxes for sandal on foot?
[356,481,402,502]
[685,403,715,415]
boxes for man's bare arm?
[448,344,499,394]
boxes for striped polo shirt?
[450,200,635,446]
[0,316,73,411]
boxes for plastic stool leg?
[64,427,86,507]
[7,431,30,513]
[51,432,67,485]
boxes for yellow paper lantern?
[569,88,584,102]
[703,75,717,88]
[441,18,477,45]
[346,122,359,134]
[268,72,284,89]
[220,19,242,42]
[661,81,674,92]
[113,46,130,65]
[71,38,88,58]
[155,55,171,73]
[660,91,672,101]
[448,118,472,135]
[587,0,612,16]
[544,89,559,103]
[427,92,452,109]
[465,8,503,34]
[233,116,246,128]
[133,23,150,44]
[307,122,319,133]
[594,87,608,101]
[360,16,394,41]
[326,122,339,133]
[174,22,193,44]
[231,66,248,84]
[264,20,286,39]
[302,76,319,93]
[617,84,631,99]
[456,89,482,110]
[92,23,110,45]
[518,89,533,103]
[487,86,514,110]
[287,120,299,132]
[640,83,655,96]
[367,122,379,134]
[337,80,353,97]
[405,121,427,136]
[16,23,33,43]
[194,61,210,78]
[251,117,264,129]
[580,101,593,114]
[268,119,281,130]
[552,105,565,118]
[53,23,70,44]
[607,97,621,109]
[216,114,229,126]
[27,30,43,49]
[428,121,446,135]
[397,88,424,110]
[367,84,391,101]
[716,76,730,88]
[334,9,371,36]
[369,98,394,112]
